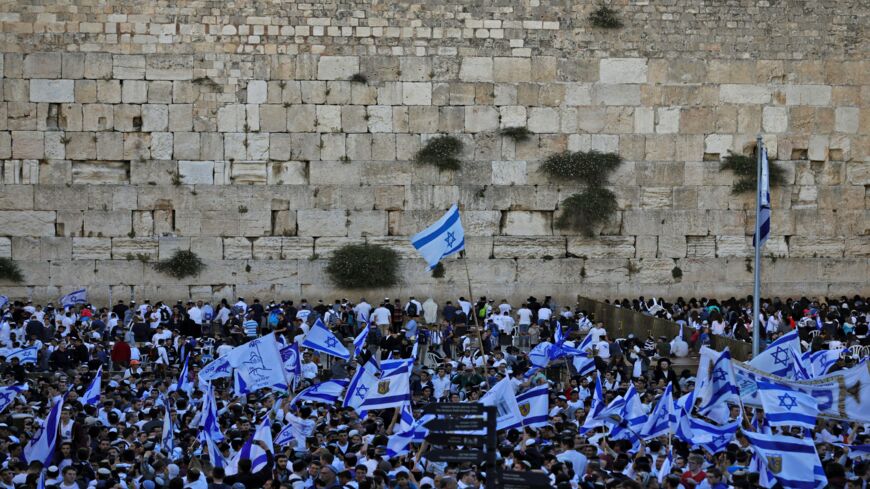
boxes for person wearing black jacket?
[49,343,75,372]
[224,441,273,489]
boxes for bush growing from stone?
[326,244,399,289]
[153,250,206,279]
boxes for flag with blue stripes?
[744,430,827,489]
[757,380,819,429]
[386,407,433,458]
[169,353,193,394]
[200,383,224,442]
[160,394,174,454]
[748,330,804,378]
[753,147,771,249]
[695,346,739,414]
[640,383,676,440]
[353,322,370,357]
[657,452,673,484]
[291,378,350,406]
[580,372,608,433]
[360,361,412,411]
[203,428,225,469]
[410,204,465,270]
[800,349,842,378]
[226,417,273,476]
[280,342,302,387]
[198,356,232,385]
[59,288,87,308]
[510,384,549,429]
[302,319,350,361]
[0,345,39,364]
[0,383,27,414]
[82,366,102,406]
[344,353,380,411]
[24,393,65,465]
[609,385,649,443]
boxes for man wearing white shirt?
[516,305,533,333]
[234,298,248,314]
[497,311,516,335]
[588,322,607,344]
[596,337,611,361]
[300,352,318,380]
[371,303,391,333]
[188,303,203,326]
[353,299,372,325]
[457,297,472,317]
[498,300,512,315]
[537,306,552,325]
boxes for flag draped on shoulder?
[757,380,819,429]
[753,147,771,249]
[82,366,102,406]
[410,204,465,270]
[744,430,827,489]
[24,393,64,465]
[301,319,350,361]
[59,288,87,308]
[227,333,289,393]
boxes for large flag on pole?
[344,353,380,411]
[161,394,174,454]
[226,417,273,476]
[748,330,804,378]
[757,380,819,429]
[640,383,676,440]
[200,383,224,442]
[410,204,465,270]
[24,394,65,465]
[290,379,350,406]
[360,361,412,411]
[744,430,827,489]
[59,288,87,308]
[301,319,350,361]
[227,333,290,393]
[753,147,771,248]
[0,384,28,414]
[82,366,102,406]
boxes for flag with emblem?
[744,430,827,489]
[301,318,350,361]
[359,360,412,411]
[410,204,465,270]
[509,384,549,429]
[344,353,380,411]
[757,380,819,429]
[479,377,523,431]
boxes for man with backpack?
[404,297,422,318]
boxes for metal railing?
[575,296,753,361]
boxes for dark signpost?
[424,418,484,431]
[501,470,553,488]
[423,403,499,489]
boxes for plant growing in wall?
[720,151,786,194]
[431,262,445,278]
[326,244,399,289]
[541,150,623,236]
[153,250,206,279]
[414,135,463,171]
[499,126,532,143]
[349,73,368,84]
[589,3,623,28]
[0,258,24,283]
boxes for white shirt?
[497,315,516,334]
[595,340,611,360]
[284,412,316,451]
[301,361,318,380]
[188,306,203,325]
[517,308,533,325]
[458,300,472,317]
[371,307,391,326]
[432,374,451,399]
[538,307,552,321]
[354,302,372,323]
[234,300,248,314]
[589,326,607,344]
[498,303,512,315]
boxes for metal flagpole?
[462,251,488,373]
[751,135,763,357]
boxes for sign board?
[423,402,484,416]
[425,418,484,431]
[427,449,485,464]
[500,470,552,489]
[425,433,485,447]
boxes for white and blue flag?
[161,394,174,454]
[360,361,412,411]
[580,372,607,433]
[640,383,676,440]
[344,354,380,411]
[353,323,370,357]
[695,347,739,416]
[280,342,302,388]
[480,376,523,431]
[226,417,273,476]
[24,393,64,465]
[82,366,102,406]
[749,330,803,378]
[387,409,433,458]
[609,385,649,443]
[200,383,224,442]
[757,380,819,429]
[801,349,842,378]
[302,319,350,361]
[291,378,350,406]
[203,429,225,469]
[0,296,8,309]
[59,288,87,308]
[0,345,39,364]
[0,384,27,414]
[169,353,193,394]
[744,430,827,489]
[198,356,232,385]
[753,147,771,249]
[410,204,465,270]
[227,333,289,393]
[511,385,549,429]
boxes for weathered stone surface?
[788,237,845,257]
[568,237,635,259]
[0,211,55,236]
[501,211,551,236]
[179,160,214,185]
[493,237,564,259]
[223,237,253,259]
[72,237,111,259]
[111,237,158,259]
[600,58,647,84]
[297,210,347,237]
[30,79,75,103]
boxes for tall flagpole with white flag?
[751,135,769,356]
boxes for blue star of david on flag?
[758,381,819,430]
[301,319,350,361]
[777,392,798,410]
[712,368,728,382]
[410,204,465,270]
[356,385,369,400]
[771,346,790,367]
[444,231,456,248]
[326,336,337,348]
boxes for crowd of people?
[0,293,866,489]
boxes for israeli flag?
[168,353,193,394]
[197,356,232,385]
[753,147,771,249]
[410,204,465,270]
[757,380,819,429]
[2,346,38,364]
[203,429,225,469]
[24,394,64,465]
[609,385,649,442]
[161,394,174,454]
[749,330,804,378]
[0,384,27,414]
[290,378,350,406]
[200,383,224,442]
[801,349,842,378]
[657,452,673,484]
[353,323,370,358]
[226,333,289,393]
[59,288,87,308]
[344,354,380,411]
[0,296,8,309]
[280,342,302,386]
[301,319,350,361]
[226,417,273,476]
[580,373,607,433]
[744,430,828,489]
[695,347,739,415]
[387,409,433,458]
[360,361,412,411]
[511,385,549,429]
[82,366,102,406]
[640,383,676,440]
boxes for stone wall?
[0,0,868,305]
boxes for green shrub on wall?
[0,258,24,283]
[154,250,206,279]
[326,244,399,289]
[542,150,623,236]
[555,187,618,237]
[499,126,532,143]
[414,135,463,171]
[589,4,623,28]
[540,150,622,186]
[720,151,786,194]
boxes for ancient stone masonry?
[0,0,867,304]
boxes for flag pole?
[751,135,763,357]
[461,251,488,373]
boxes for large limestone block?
[493,57,531,82]
[528,107,559,133]
[762,106,788,133]
[719,84,771,104]
[0,185,33,210]
[179,160,214,185]
[223,237,253,259]
[297,210,347,237]
[230,161,267,184]
[111,238,158,260]
[0,211,56,236]
[145,55,193,80]
[30,80,75,103]
[72,237,111,260]
[583,259,629,283]
[0,238,9,258]
[788,237,845,258]
[317,56,359,80]
[347,210,388,238]
[84,210,132,237]
[784,85,832,106]
[252,237,282,260]
[593,84,641,106]
[459,57,493,82]
[281,237,314,259]
[686,235,716,257]
[24,53,61,78]
[312,237,365,258]
[493,236,565,259]
[567,236,635,258]
[491,161,527,185]
[599,58,647,84]
[501,211,552,236]
[465,106,498,132]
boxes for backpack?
[407,302,418,317]
[160,308,170,323]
